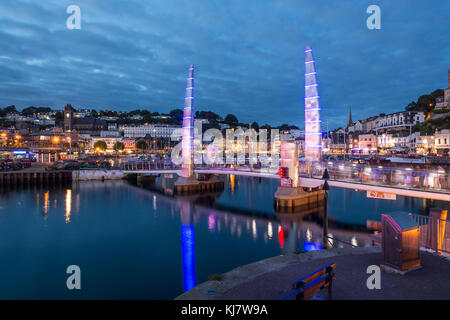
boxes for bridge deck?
[122,168,450,201]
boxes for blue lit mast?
[181,64,195,178]
[304,46,322,162]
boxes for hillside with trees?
[405,89,444,113]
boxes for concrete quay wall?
[72,170,125,181]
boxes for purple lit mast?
[181,64,195,178]
[304,46,322,162]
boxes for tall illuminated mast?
[181,64,195,178]
[304,46,322,162]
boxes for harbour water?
[0,176,447,299]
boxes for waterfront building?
[347,123,355,133]
[321,133,332,153]
[328,128,346,154]
[64,104,107,134]
[361,116,378,133]
[357,134,377,154]
[412,134,435,154]
[30,130,77,163]
[122,124,180,139]
[100,130,121,138]
[353,120,363,132]
[375,111,425,132]
[435,129,450,155]
[377,132,410,150]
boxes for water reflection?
[65,189,72,223]
[44,191,49,218]
[0,177,448,299]
[180,202,196,291]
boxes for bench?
[278,263,336,300]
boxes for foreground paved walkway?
[177,247,450,300]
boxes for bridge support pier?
[174,176,201,193]
[274,186,325,212]
[174,175,224,195]
[274,140,324,212]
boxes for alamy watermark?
[366,265,381,290]
[366,5,381,30]
[66,5,81,30]
[66,265,81,290]
[170,120,281,168]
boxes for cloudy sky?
[0,0,449,129]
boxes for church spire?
[347,107,353,127]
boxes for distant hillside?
[413,114,450,135]
[405,89,444,113]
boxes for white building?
[377,133,409,149]
[354,120,363,132]
[122,125,180,138]
[375,111,425,131]
[100,130,121,138]
[435,129,450,155]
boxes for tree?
[169,109,184,123]
[93,140,107,151]
[37,107,52,113]
[113,141,125,151]
[404,89,444,112]
[224,114,239,126]
[136,140,148,152]
[22,106,38,115]
[195,110,221,123]
[4,105,17,114]
[54,111,64,127]
[251,122,259,130]
[140,110,151,117]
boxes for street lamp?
[322,168,330,249]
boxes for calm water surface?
[0,176,447,299]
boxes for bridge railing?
[314,162,450,194]
[410,214,450,254]
[121,159,450,193]
[121,160,180,171]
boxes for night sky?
[0,0,449,129]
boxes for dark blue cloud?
[0,0,448,129]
